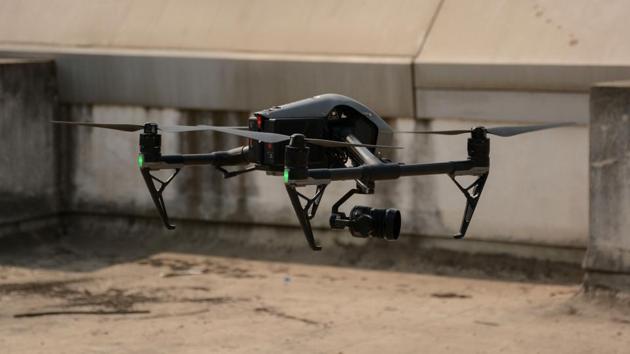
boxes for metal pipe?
[308,160,480,181]
[345,134,383,166]
[161,146,249,166]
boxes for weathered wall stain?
[0,60,59,230]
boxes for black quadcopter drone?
[53,94,572,251]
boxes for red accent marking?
[256,115,263,130]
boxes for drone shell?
[255,93,394,159]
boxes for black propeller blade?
[51,121,146,132]
[51,121,250,133]
[395,122,576,137]
[158,125,401,149]
[52,121,402,149]
[485,123,576,137]
[395,129,470,135]
[157,125,249,133]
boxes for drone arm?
[144,146,250,169]
[139,146,251,230]
[307,159,489,240]
[307,160,485,181]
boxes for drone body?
[247,94,394,173]
[53,94,573,251]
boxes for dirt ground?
[1,236,630,354]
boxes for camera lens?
[382,208,401,240]
[349,206,401,240]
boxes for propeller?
[51,121,248,132]
[52,121,402,149]
[395,122,576,137]
[51,121,146,132]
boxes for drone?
[53,94,572,251]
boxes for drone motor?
[138,123,161,163]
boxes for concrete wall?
[0,59,60,236]
[584,82,630,290]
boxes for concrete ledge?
[0,48,414,117]
[415,62,630,93]
[584,271,630,292]
[415,89,588,122]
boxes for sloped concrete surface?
[0,0,441,57]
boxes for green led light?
[283,168,290,183]
[137,154,144,168]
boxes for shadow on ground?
[0,214,583,285]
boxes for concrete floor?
[0,235,629,354]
